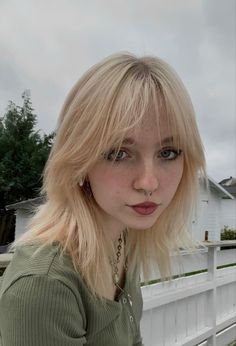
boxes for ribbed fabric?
[0,243,143,346]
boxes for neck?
[99,211,127,242]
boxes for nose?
[133,161,159,194]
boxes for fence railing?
[140,241,236,346]
[1,241,236,345]
[0,253,12,269]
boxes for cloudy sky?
[0,0,235,182]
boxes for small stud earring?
[79,178,84,187]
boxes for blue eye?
[159,148,182,160]
[104,149,128,161]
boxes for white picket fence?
[140,241,236,346]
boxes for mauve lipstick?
[130,202,158,215]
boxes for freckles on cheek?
[100,174,120,194]
[94,165,129,195]
[163,166,183,192]
[109,179,127,198]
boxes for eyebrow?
[122,136,174,145]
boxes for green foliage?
[221,225,236,240]
[0,91,55,208]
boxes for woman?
[0,52,205,345]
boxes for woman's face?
[88,116,184,240]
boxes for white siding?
[207,190,221,241]
[192,183,209,241]
[220,198,236,230]
[192,183,223,241]
[15,210,32,240]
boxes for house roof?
[219,177,231,185]
[218,176,236,197]
[208,176,234,199]
[219,176,236,186]
[221,185,236,197]
[6,196,45,211]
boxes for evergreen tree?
[0,91,55,208]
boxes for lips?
[130,202,158,215]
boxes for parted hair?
[12,52,206,298]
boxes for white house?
[6,176,235,243]
[220,199,236,230]
[219,177,236,230]
[192,176,235,242]
[6,196,44,241]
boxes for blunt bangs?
[100,65,201,172]
[47,53,205,199]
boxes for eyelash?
[159,148,182,160]
[104,148,182,162]
[104,150,128,161]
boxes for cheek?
[105,174,129,196]
[89,167,128,193]
[163,163,183,195]
[173,166,184,185]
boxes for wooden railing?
[140,241,236,346]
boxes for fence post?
[207,246,217,346]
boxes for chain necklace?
[109,231,132,304]
[109,231,128,287]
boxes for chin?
[127,219,158,230]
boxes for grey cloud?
[204,0,235,58]
[0,0,235,181]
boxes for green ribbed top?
[0,243,143,346]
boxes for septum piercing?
[143,190,153,197]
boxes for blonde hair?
[13,52,206,298]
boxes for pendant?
[114,273,119,284]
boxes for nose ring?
[143,190,153,197]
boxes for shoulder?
[0,250,88,345]
[0,243,87,300]
[0,243,88,330]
